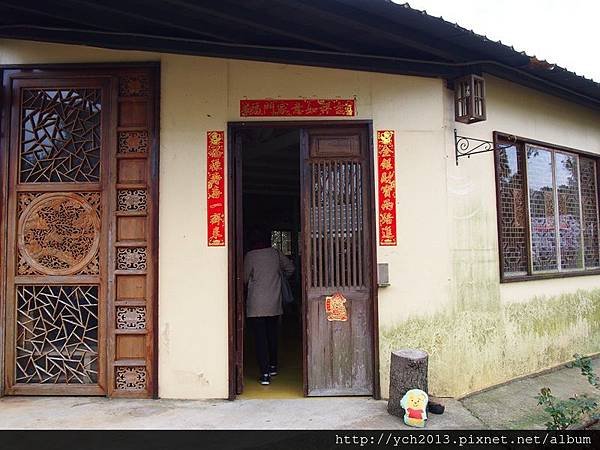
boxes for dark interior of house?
[240,127,303,398]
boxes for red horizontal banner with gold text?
[377,130,397,246]
[240,99,355,117]
[207,131,225,246]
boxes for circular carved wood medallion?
[18,193,100,276]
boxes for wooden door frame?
[0,62,160,398]
[227,120,380,400]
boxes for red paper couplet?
[377,130,397,246]
[240,99,355,117]
[207,131,225,247]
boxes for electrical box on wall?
[377,263,390,287]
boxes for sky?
[394,0,600,82]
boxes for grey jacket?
[244,247,295,317]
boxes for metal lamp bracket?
[454,129,515,166]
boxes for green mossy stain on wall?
[379,181,600,397]
[505,292,600,337]
[380,289,600,397]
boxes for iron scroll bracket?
[454,129,515,166]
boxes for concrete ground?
[461,357,600,429]
[0,358,597,429]
[0,396,483,429]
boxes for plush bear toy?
[400,389,429,428]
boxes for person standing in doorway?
[244,230,295,385]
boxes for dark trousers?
[249,316,279,375]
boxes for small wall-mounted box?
[454,74,486,124]
[377,263,390,287]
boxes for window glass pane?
[271,230,282,251]
[579,157,600,268]
[498,145,528,275]
[555,153,583,270]
[272,230,292,255]
[527,146,558,272]
[282,231,292,255]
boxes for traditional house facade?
[0,1,598,401]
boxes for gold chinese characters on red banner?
[240,99,355,117]
[325,292,348,322]
[377,130,397,246]
[207,131,225,246]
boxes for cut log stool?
[387,349,428,418]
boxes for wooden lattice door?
[2,67,158,396]
[3,77,110,394]
[301,126,375,396]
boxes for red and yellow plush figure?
[400,389,429,427]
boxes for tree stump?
[387,349,428,417]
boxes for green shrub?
[536,354,599,430]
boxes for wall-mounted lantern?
[454,74,486,124]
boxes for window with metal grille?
[495,135,600,280]
[271,230,292,256]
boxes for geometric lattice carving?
[18,252,99,277]
[116,307,146,330]
[79,253,100,276]
[119,74,150,97]
[16,285,99,384]
[580,157,600,268]
[79,192,102,210]
[20,88,101,183]
[117,189,147,212]
[18,193,101,276]
[512,188,525,228]
[118,131,148,154]
[117,247,147,271]
[527,147,558,272]
[17,192,42,215]
[555,152,582,270]
[115,366,147,390]
[17,253,37,276]
[497,145,528,276]
[543,191,555,220]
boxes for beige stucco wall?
[1,39,599,399]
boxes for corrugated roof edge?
[396,1,600,87]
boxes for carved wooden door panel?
[2,67,158,397]
[4,78,111,395]
[301,127,374,396]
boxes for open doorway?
[229,122,379,399]
[239,128,303,398]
